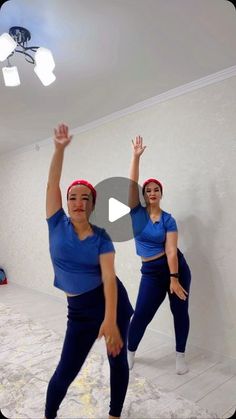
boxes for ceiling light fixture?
[0,26,56,87]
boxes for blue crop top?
[47,208,115,294]
[130,203,177,258]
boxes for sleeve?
[46,208,65,231]
[130,203,147,237]
[130,202,142,215]
[165,214,178,232]
[99,229,115,254]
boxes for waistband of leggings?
[141,249,183,265]
[66,277,124,308]
[142,253,167,264]
[67,283,104,308]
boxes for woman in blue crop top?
[44,124,133,419]
[127,136,191,375]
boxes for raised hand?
[54,123,73,149]
[132,135,146,157]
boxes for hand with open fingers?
[54,123,73,149]
[132,135,147,157]
[98,320,123,357]
[170,278,188,300]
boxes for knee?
[108,350,128,369]
[51,365,76,387]
[170,303,189,320]
[132,308,152,324]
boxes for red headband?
[67,180,97,203]
[142,178,163,195]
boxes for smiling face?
[144,181,162,206]
[67,184,94,222]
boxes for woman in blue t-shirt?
[127,136,191,375]
[44,124,133,419]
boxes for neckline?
[147,209,162,224]
[70,220,96,242]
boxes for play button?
[90,176,148,242]
[109,198,130,222]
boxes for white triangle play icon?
[109,198,130,222]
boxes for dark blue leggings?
[128,251,191,353]
[45,279,133,419]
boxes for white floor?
[0,282,235,418]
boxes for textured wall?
[1,76,236,358]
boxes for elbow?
[102,273,116,285]
[165,248,177,259]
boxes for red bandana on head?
[142,178,163,195]
[67,179,97,203]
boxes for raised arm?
[46,124,72,218]
[128,135,146,208]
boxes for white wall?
[1,76,236,359]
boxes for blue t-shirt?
[130,203,177,258]
[47,208,115,294]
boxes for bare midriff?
[141,251,165,262]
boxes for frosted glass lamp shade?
[35,47,55,71]
[2,66,20,86]
[34,65,56,86]
[0,33,17,62]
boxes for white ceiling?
[0,0,236,155]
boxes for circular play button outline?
[108,197,130,222]
[90,176,148,242]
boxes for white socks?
[128,350,136,370]
[128,350,188,374]
[176,351,189,375]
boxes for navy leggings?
[128,250,191,353]
[45,279,133,419]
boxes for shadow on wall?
[178,184,228,357]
